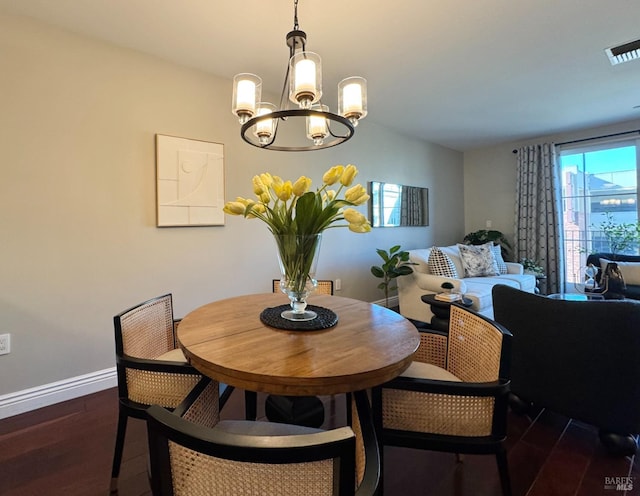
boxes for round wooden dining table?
[177,293,420,396]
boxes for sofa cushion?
[600,259,640,285]
[427,246,458,278]
[489,244,508,274]
[459,282,496,313]
[492,274,536,292]
[457,243,499,277]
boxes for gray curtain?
[399,186,425,226]
[515,144,564,293]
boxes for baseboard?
[371,295,399,309]
[0,367,117,420]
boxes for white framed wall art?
[156,134,225,227]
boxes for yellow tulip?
[323,165,344,185]
[348,222,372,233]
[340,164,358,186]
[259,173,274,189]
[223,201,247,216]
[246,202,266,218]
[345,184,370,205]
[343,208,366,225]
[292,176,312,197]
[252,175,266,196]
[274,180,293,201]
[271,175,284,191]
[344,208,371,233]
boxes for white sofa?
[397,245,536,323]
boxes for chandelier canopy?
[231,0,367,151]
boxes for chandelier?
[231,0,367,151]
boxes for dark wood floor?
[1,387,638,496]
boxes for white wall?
[464,118,640,254]
[0,13,464,396]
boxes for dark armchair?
[585,252,640,300]
[492,285,640,455]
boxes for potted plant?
[463,229,512,260]
[371,245,415,308]
[520,258,545,276]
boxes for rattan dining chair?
[146,378,380,496]
[372,304,513,496]
[110,294,233,493]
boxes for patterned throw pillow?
[427,247,458,278]
[457,243,500,277]
[489,243,508,274]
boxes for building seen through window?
[559,141,639,284]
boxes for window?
[558,138,639,284]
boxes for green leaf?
[389,245,401,255]
[294,192,319,233]
[371,266,385,278]
[395,266,414,276]
[376,248,390,263]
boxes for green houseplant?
[370,245,415,308]
[520,258,545,276]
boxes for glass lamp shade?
[232,73,262,124]
[289,52,322,109]
[252,102,277,145]
[306,104,329,146]
[338,76,367,126]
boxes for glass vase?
[273,233,322,321]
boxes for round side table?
[421,294,473,332]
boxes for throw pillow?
[600,259,640,285]
[457,243,500,277]
[427,246,458,278]
[489,243,508,274]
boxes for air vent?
[605,39,640,65]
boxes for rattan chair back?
[117,294,175,360]
[272,279,334,295]
[147,382,379,496]
[447,304,504,383]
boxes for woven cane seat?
[156,348,188,363]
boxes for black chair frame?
[147,380,379,496]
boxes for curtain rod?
[511,128,640,154]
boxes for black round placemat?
[260,304,338,331]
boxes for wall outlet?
[335,279,342,291]
[0,334,10,355]
[486,220,493,228]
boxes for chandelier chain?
[293,0,299,30]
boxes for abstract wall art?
[156,134,225,227]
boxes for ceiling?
[1,0,639,151]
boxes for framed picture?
[156,134,225,227]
